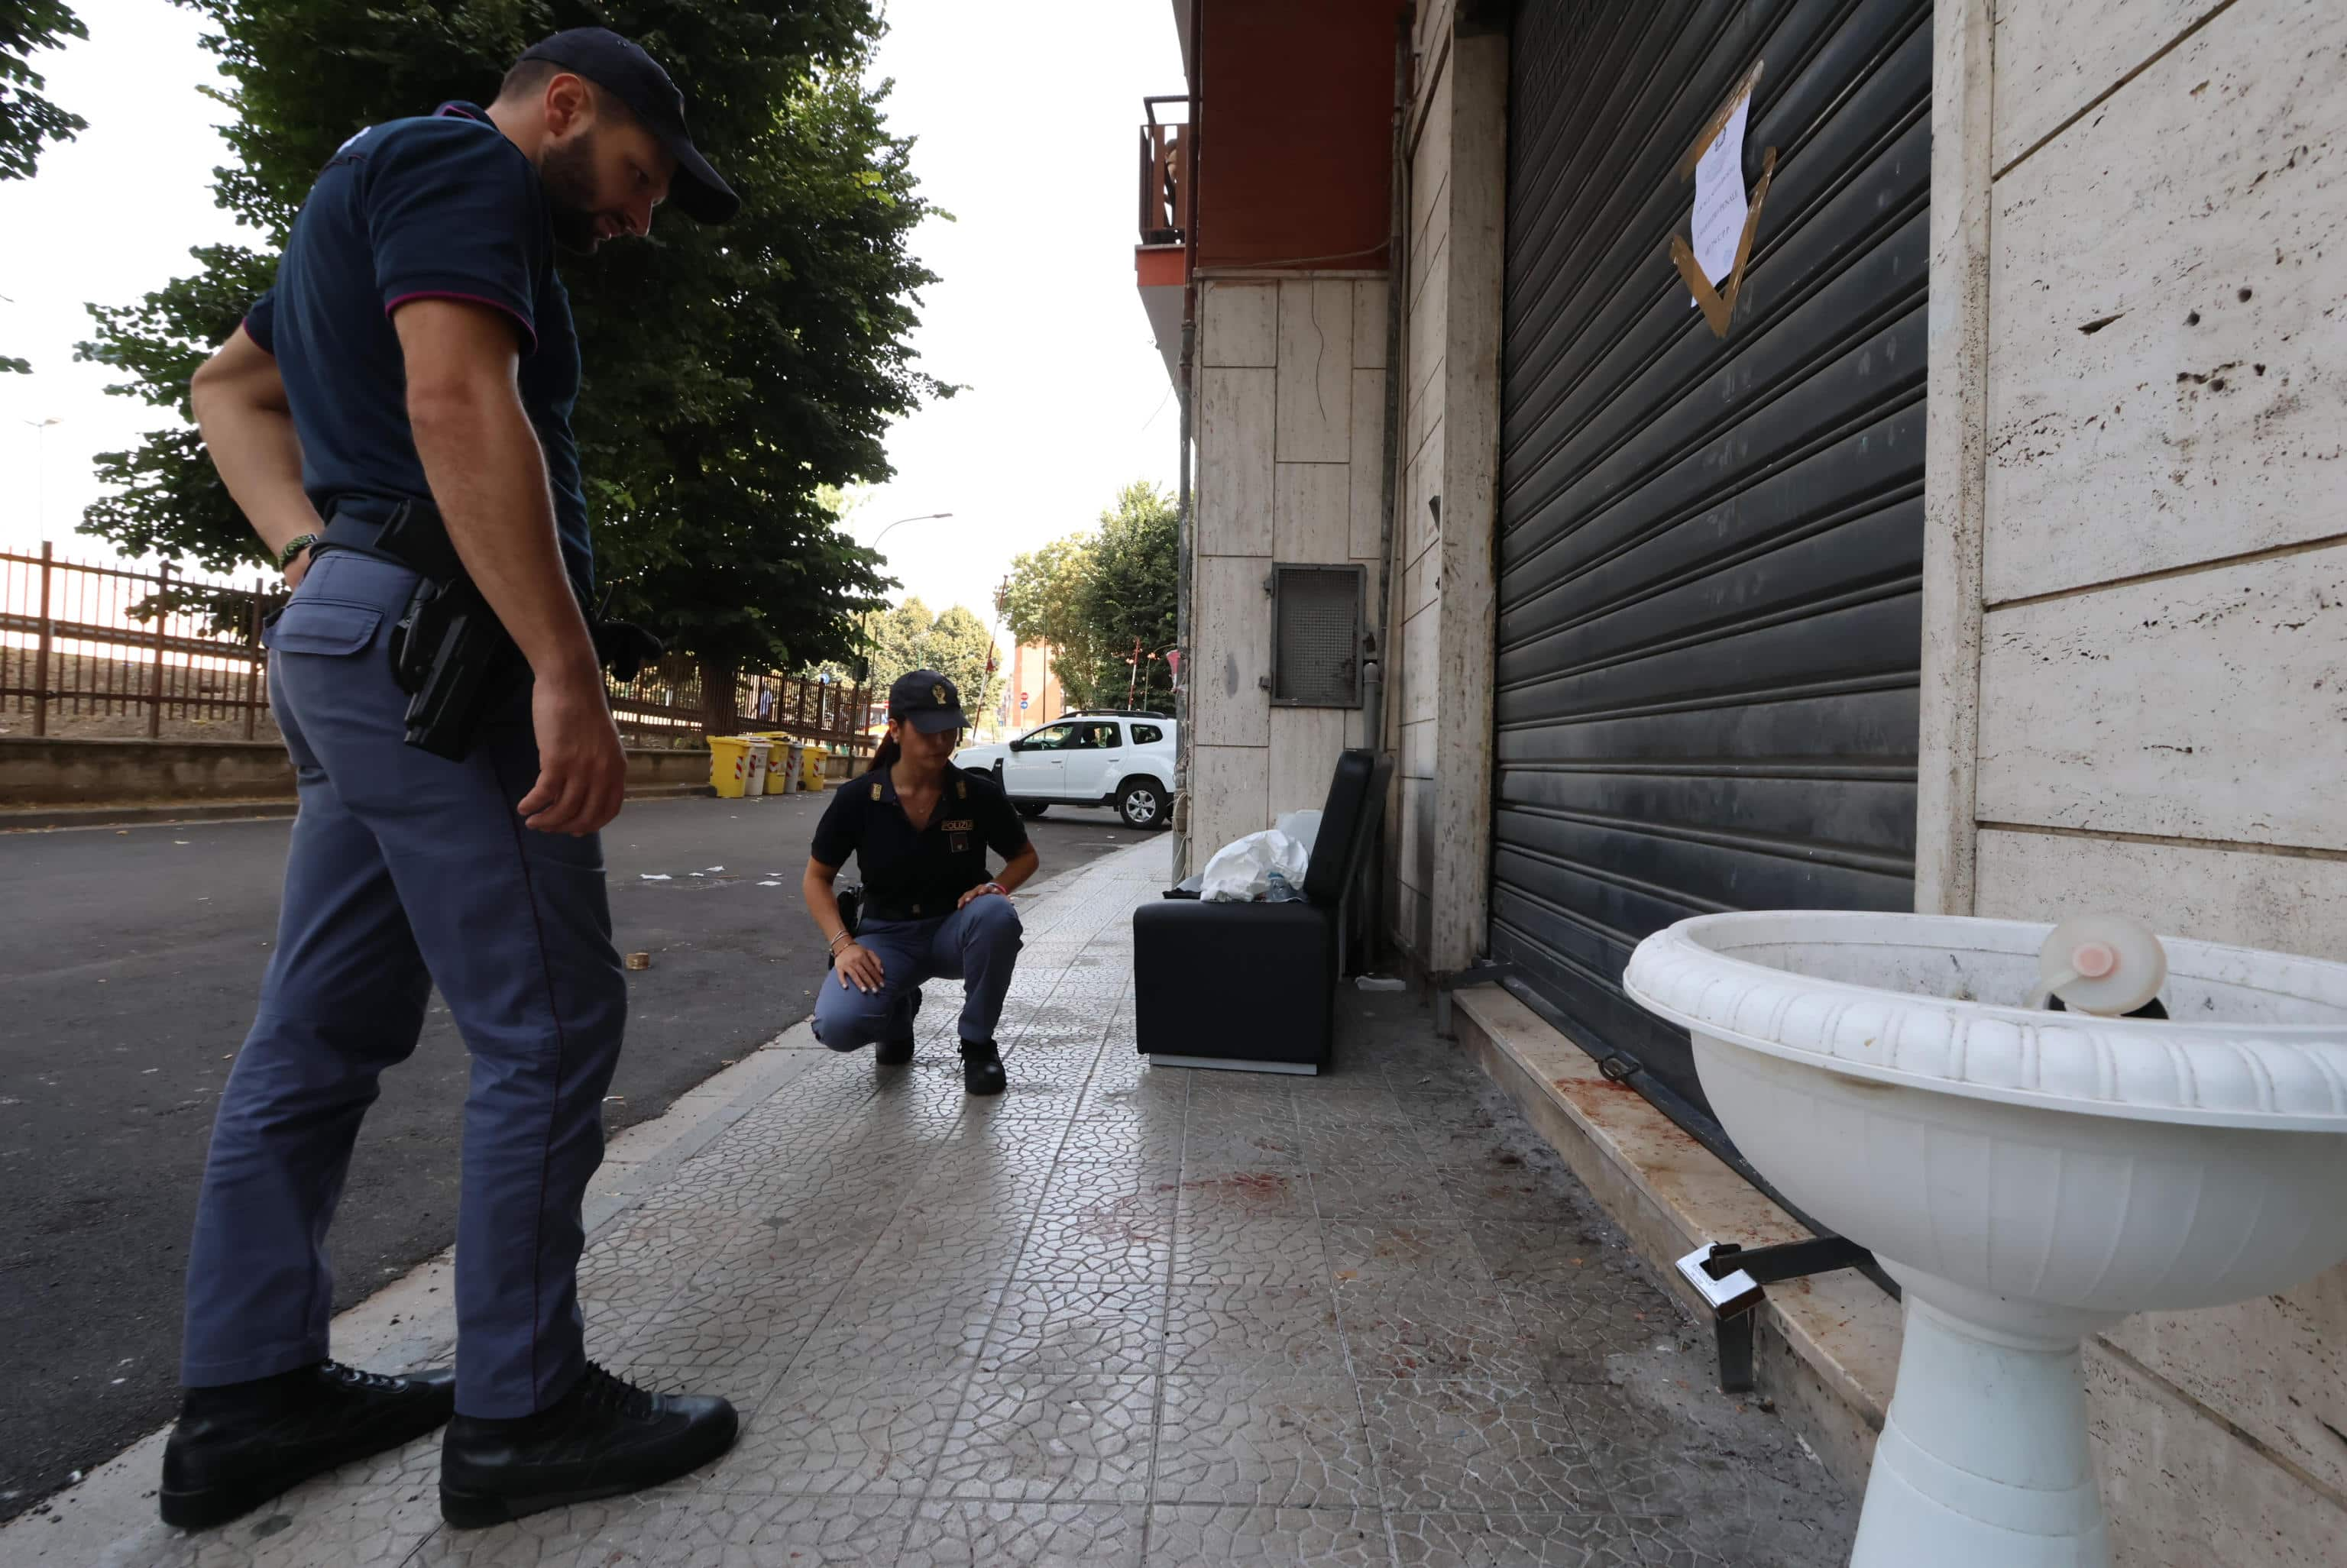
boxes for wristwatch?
[276,532,322,572]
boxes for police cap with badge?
[889,669,970,736]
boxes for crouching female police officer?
[802,671,1038,1094]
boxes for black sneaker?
[159,1361,455,1530]
[876,988,923,1067]
[960,1039,1006,1097]
[439,1363,737,1528]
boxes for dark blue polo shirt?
[811,764,1031,920]
[244,102,591,587]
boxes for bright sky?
[0,0,1183,629]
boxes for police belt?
[320,499,652,671]
[314,498,662,760]
[319,497,453,579]
[859,899,949,924]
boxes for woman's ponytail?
[869,731,902,773]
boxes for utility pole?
[24,417,62,538]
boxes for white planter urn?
[1624,911,2347,1568]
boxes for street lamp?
[23,418,60,540]
[867,510,953,555]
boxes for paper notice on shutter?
[1689,90,1751,306]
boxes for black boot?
[439,1362,736,1528]
[876,988,923,1067]
[960,1039,1006,1097]
[160,1361,456,1530]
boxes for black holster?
[348,501,518,761]
[390,572,516,761]
[338,499,663,761]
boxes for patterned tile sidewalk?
[11,842,1856,1566]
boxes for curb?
[0,783,716,833]
[0,1024,834,1557]
[0,800,298,832]
[1450,982,1900,1498]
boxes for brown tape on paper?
[1677,59,1765,183]
[1672,234,1734,338]
[1721,146,1779,315]
[1672,145,1779,341]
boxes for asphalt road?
[0,792,1154,1520]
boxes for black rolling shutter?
[1493,0,1931,1153]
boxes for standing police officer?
[170,29,737,1531]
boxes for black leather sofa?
[1132,748,1394,1074]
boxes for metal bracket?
[1430,962,1513,1038]
[1675,1236,1875,1395]
[1433,962,1512,991]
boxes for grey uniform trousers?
[180,550,626,1419]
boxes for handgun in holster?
[390,571,517,761]
[368,499,663,761]
[354,502,509,761]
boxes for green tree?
[1077,480,1177,708]
[869,595,935,692]
[1,0,87,373]
[999,532,1100,706]
[867,594,996,723]
[999,480,1177,710]
[927,603,996,721]
[75,2,947,732]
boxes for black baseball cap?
[889,670,969,736]
[518,27,739,223]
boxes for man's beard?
[539,131,604,254]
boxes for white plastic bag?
[1274,808,1323,859]
[1199,819,1314,903]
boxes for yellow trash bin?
[799,743,828,793]
[708,735,754,798]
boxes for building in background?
[999,641,1067,734]
[1138,1,2347,1560]
[1139,0,1395,878]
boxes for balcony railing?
[1139,95,1190,247]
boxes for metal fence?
[1,544,274,739]
[736,671,879,755]
[607,658,876,756]
[1,542,875,757]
